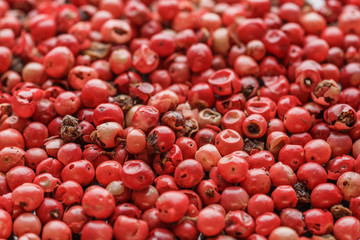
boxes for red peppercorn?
[41,220,72,240]
[333,216,360,240]
[295,60,322,92]
[101,19,132,44]
[269,162,297,187]
[215,129,244,156]
[304,139,332,165]
[247,194,274,219]
[82,186,115,219]
[263,29,290,58]
[234,55,260,77]
[297,162,328,190]
[5,166,35,191]
[174,159,203,188]
[337,171,360,201]
[247,151,275,171]
[186,43,213,73]
[23,122,49,148]
[90,122,124,149]
[0,146,25,173]
[36,197,64,224]
[195,144,222,172]
[280,208,305,235]
[13,212,42,237]
[324,104,358,131]
[43,46,74,79]
[131,106,160,133]
[236,18,267,44]
[311,183,343,209]
[208,69,241,97]
[221,110,246,135]
[95,160,122,187]
[327,155,355,180]
[157,0,179,20]
[33,173,61,193]
[81,221,113,240]
[271,185,298,210]
[217,155,248,183]
[12,183,44,211]
[225,210,255,238]
[0,208,12,238]
[81,79,109,108]
[349,197,360,219]
[156,191,189,223]
[268,227,299,240]
[246,96,277,121]
[284,107,312,133]
[147,126,176,153]
[242,114,267,138]
[304,209,334,235]
[61,160,95,187]
[278,144,305,171]
[121,160,155,191]
[114,216,149,240]
[266,131,290,156]
[133,45,159,74]
[255,212,281,236]
[241,168,271,196]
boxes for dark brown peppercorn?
[60,115,82,142]
[330,204,352,220]
[294,182,311,207]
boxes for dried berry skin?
[243,138,265,155]
[110,94,133,112]
[294,182,311,207]
[60,115,82,143]
[330,205,352,220]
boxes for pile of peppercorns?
[1,0,360,239]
